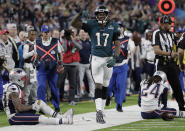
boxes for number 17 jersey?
[82,19,120,57]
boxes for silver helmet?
[153,71,167,82]
[9,68,28,87]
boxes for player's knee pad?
[95,88,102,99]
[102,87,107,99]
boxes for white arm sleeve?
[23,44,34,59]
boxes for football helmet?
[9,68,28,87]
[153,71,167,82]
[94,5,110,24]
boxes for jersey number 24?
[141,84,160,98]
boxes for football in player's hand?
[160,111,175,121]
[56,65,64,74]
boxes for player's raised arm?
[71,11,83,29]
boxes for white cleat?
[178,111,185,118]
[63,108,74,117]
[62,109,74,124]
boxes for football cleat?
[63,108,74,117]
[178,111,185,118]
[60,109,74,124]
[116,105,123,112]
[96,110,105,124]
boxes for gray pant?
[78,64,95,97]
[23,63,37,105]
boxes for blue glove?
[107,58,116,68]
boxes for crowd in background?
[1,0,185,33]
[1,0,185,109]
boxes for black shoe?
[96,110,106,124]
[55,108,60,112]
[106,97,111,106]
[179,106,185,111]
[116,105,123,112]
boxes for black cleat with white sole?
[96,110,105,124]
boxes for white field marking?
[0,100,180,131]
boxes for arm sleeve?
[72,40,83,50]
[152,30,160,46]
[82,20,92,33]
[113,23,120,41]
[23,44,34,59]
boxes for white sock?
[39,115,60,125]
[95,98,102,111]
[102,99,106,112]
[39,100,62,118]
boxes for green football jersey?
[82,19,120,57]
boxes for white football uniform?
[2,83,21,119]
[91,55,113,87]
[140,80,170,112]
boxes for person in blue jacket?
[36,25,63,112]
[106,22,135,112]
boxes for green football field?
[96,118,185,131]
[1,95,185,131]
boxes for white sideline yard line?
[0,100,179,131]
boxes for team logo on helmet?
[9,68,28,87]
[94,5,110,24]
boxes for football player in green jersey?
[72,5,120,124]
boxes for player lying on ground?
[2,68,73,125]
[139,71,176,120]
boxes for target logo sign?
[158,0,175,14]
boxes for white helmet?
[153,71,167,82]
[9,68,28,87]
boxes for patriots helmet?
[9,68,28,87]
[153,71,167,82]
[95,5,110,24]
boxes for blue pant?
[107,64,128,107]
[9,110,40,125]
[37,66,60,109]
[141,107,176,119]
[179,71,185,92]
